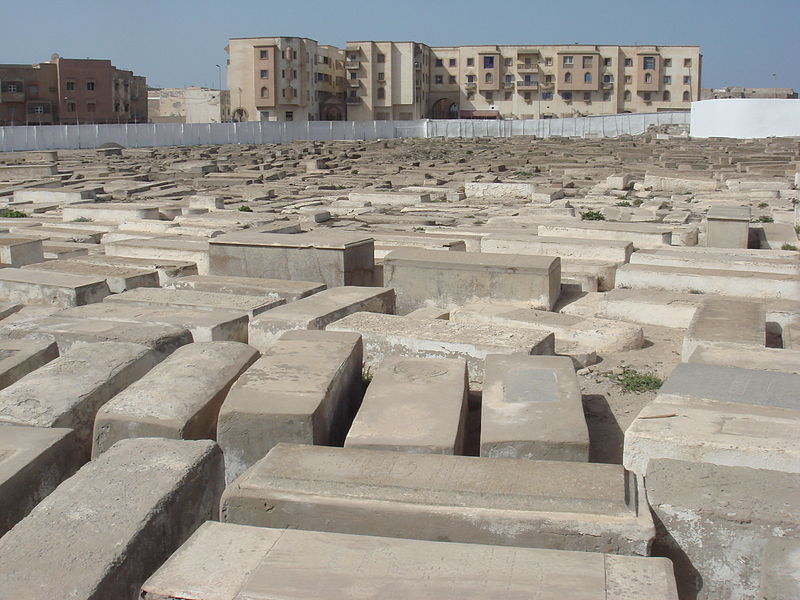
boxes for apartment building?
[343,41,432,120]
[0,54,147,126]
[226,36,346,122]
[226,38,701,122]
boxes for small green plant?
[781,243,798,251]
[412,226,425,232]
[632,198,644,207]
[0,209,27,218]
[515,170,534,177]
[465,150,474,155]
[757,202,769,208]
[754,216,774,223]
[689,289,704,295]
[795,225,800,235]
[473,219,486,225]
[615,201,632,207]
[351,169,359,175]
[71,216,93,223]
[580,210,605,221]
[238,205,253,212]
[361,365,373,387]
[606,365,663,393]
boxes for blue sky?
[1,0,797,90]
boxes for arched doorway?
[320,96,346,121]
[431,98,458,119]
[232,108,248,122]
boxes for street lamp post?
[215,64,223,91]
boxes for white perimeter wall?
[691,99,800,139]
[0,111,689,152]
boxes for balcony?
[346,95,360,104]
[539,81,554,90]
[414,61,422,70]
[345,60,360,69]
[518,81,538,89]
[502,81,516,89]
[601,82,614,90]
[464,82,477,90]
[0,91,25,103]
[348,79,360,88]
[517,63,538,73]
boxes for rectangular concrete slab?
[345,357,468,455]
[384,247,561,313]
[218,330,363,483]
[646,458,799,600]
[22,259,159,293]
[0,267,110,307]
[481,354,589,461]
[0,423,82,536]
[0,338,58,390]
[326,311,555,386]
[141,522,679,600]
[66,253,198,285]
[166,274,326,301]
[0,438,223,600]
[482,234,633,264]
[682,297,766,360]
[221,443,654,556]
[0,341,161,455]
[104,237,211,274]
[0,236,44,266]
[209,230,374,287]
[56,302,249,343]
[105,287,285,318]
[93,342,259,456]
[0,314,192,357]
[248,286,394,352]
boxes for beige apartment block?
[226,36,345,123]
[227,37,701,121]
[344,41,432,121]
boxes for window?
[603,74,613,83]
[260,111,270,120]
[663,91,671,101]
[467,58,474,66]
[449,58,456,67]
[664,75,672,84]
[65,81,75,91]
[435,59,443,67]
[643,57,656,70]
[524,92,531,101]
[350,72,357,80]
[466,75,475,83]
[378,72,385,81]
[643,92,651,101]
[377,87,385,99]
[448,75,456,84]
[624,75,632,84]
[684,58,692,67]
[624,58,633,67]
[683,91,691,101]
[485,73,493,83]
[644,73,653,83]
[545,57,553,66]
[505,91,512,100]
[87,102,96,112]
[582,56,593,68]
[584,92,591,101]
[664,58,672,67]
[584,73,592,83]
[33,105,44,114]
[292,50,297,59]
[435,75,443,84]
[562,92,572,101]
[260,50,268,59]
[604,57,612,66]
[260,87,269,98]
[285,111,293,121]
[544,75,553,83]
[603,92,610,101]
[483,56,494,69]
[624,90,631,101]
[542,92,553,100]
[563,56,574,66]
[292,70,297,79]
[564,72,572,83]
[377,54,385,63]
[485,91,493,101]
[505,74,513,83]
[260,70,269,78]
[504,57,513,66]
[86,81,95,91]
[67,102,76,112]
[6,83,18,92]
[28,85,38,95]
[684,76,691,84]
[467,91,475,100]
